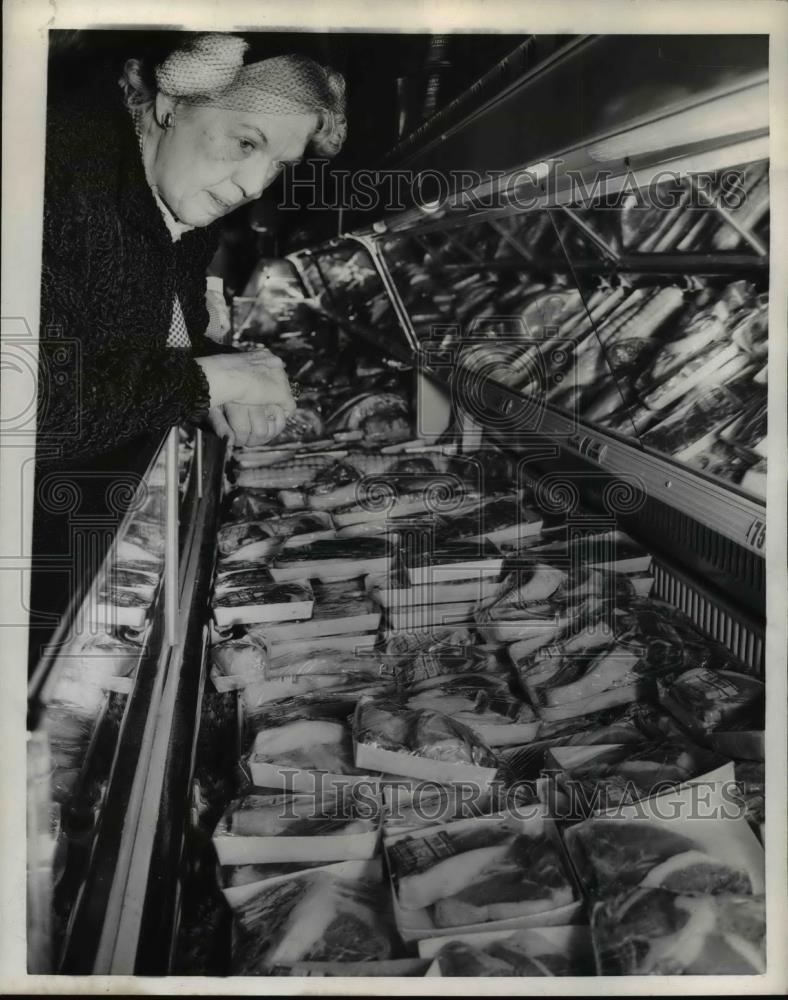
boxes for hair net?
[155,33,344,119]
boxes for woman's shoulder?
[45,71,131,199]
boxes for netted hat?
[155,33,347,155]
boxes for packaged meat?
[241,676,394,725]
[403,538,504,586]
[223,488,283,523]
[369,570,502,612]
[212,581,314,629]
[382,778,503,833]
[421,925,594,976]
[304,460,362,510]
[92,586,150,629]
[210,632,268,691]
[516,598,743,721]
[527,529,653,574]
[229,867,396,972]
[564,815,765,900]
[216,521,282,561]
[657,666,764,757]
[379,625,476,667]
[56,629,143,685]
[234,448,297,470]
[326,392,410,440]
[249,577,380,642]
[444,497,543,546]
[535,701,690,746]
[383,598,479,634]
[687,436,756,484]
[213,567,275,597]
[730,298,768,363]
[386,815,578,934]
[123,518,166,559]
[264,635,383,681]
[105,568,158,601]
[270,537,391,582]
[641,347,752,427]
[591,888,765,974]
[546,740,731,817]
[212,789,381,864]
[353,697,499,786]
[405,675,539,747]
[332,478,481,529]
[394,645,505,695]
[245,717,373,792]
[636,281,754,393]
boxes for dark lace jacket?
[37,73,228,466]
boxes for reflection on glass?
[558,159,769,500]
[312,243,403,344]
[27,440,168,966]
[380,160,768,500]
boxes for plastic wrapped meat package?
[657,666,765,759]
[210,632,269,692]
[421,925,594,976]
[212,581,315,629]
[385,814,579,938]
[353,697,500,785]
[212,785,381,865]
[244,716,375,793]
[52,628,143,694]
[591,888,765,974]
[253,577,380,643]
[512,598,744,722]
[223,488,284,523]
[404,674,539,747]
[563,815,765,901]
[545,740,732,817]
[270,537,392,582]
[226,862,399,973]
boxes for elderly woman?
[38,33,346,456]
[29,33,346,667]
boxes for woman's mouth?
[207,191,232,211]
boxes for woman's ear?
[154,91,177,128]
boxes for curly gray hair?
[120,33,347,158]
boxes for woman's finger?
[247,405,276,447]
[224,403,252,448]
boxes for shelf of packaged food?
[416,360,765,557]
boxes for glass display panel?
[26,439,169,967]
[558,159,769,500]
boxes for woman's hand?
[205,403,288,450]
[224,403,289,448]
[195,349,295,412]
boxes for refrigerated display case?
[26,32,769,977]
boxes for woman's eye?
[238,138,256,154]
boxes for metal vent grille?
[634,497,765,600]
[653,561,764,676]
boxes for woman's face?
[150,103,318,227]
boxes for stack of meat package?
[192,380,764,975]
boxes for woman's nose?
[234,155,278,201]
